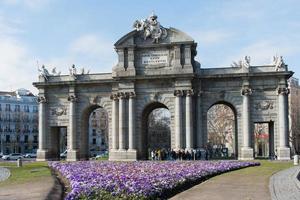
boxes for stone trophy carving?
[231,56,251,68]
[80,68,90,75]
[133,12,168,43]
[51,107,67,116]
[272,55,286,71]
[255,101,274,110]
[51,67,61,76]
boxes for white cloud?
[0,35,38,93]
[44,34,117,75]
[190,30,233,45]
[0,14,37,93]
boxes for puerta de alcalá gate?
[33,13,293,161]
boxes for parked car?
[60,150,67,159]
[95,151,108,159]
[24,153,37,158]
[2,153,23,160]
[0,153,3,158]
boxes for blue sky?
[0,0,299,93]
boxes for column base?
[67,149,79,161]
[277,147,291,160]
[36,149,48,161]
[109,149,137,161]
[239,147,254,160]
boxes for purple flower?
[49,160,259,199]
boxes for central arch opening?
[141,102,171,159]
[207,103,237,159]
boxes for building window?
[5,104,10,112]
[92,129,96,136]
[6,135,10,142]
[14,105,20,112]
[93,138,96,144]
[0,104,2,111]
[23,105,29,112]
[34,136,38,143]
[33,106,38,113]
[25,135,28,143]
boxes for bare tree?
[289,78,300,155]
[207,104,235,151]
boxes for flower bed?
[49,161,259,200]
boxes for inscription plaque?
[142,51,168,65]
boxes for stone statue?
[69,64,77,79]
[38,65,50,81]
[133,12,168,43]
[272,55,285,71]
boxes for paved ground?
[0,167,10,181]
[270,166,300,200]
[0,174,63,200]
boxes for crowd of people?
[150,148,209,161]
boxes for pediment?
[114,27,195,48]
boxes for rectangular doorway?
[253,122,274,159]
[50,126,67,160]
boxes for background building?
[289,77,300,155]
[88,108,108,157]
[0,89,38,155]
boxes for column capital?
[174,90,183,97]
[37,96,46,103]
[241,88,252,96]
[127,92,136,98]
[118,92,126,99]
[185,90,194,96]
[68,94,77,102]
[277,87,290,95]
[110,93,119,101]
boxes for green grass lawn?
[213,159,293,180]
[0,161,51,186]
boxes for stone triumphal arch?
[34,14,293,161]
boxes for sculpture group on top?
[231,56,251,68]
[133,12,168,43]
[231,55,286,71]
[38,64,90,81]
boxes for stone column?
[118,92,126,151]
[111,94,119,150]
[36,96,47,161]
[128,92,135,150]
[196,91,203,148]
[240,87,254,160]
[277,87,290,160]
[67,95,78,161]
[174,90,183,150]
[185,90,194,150]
